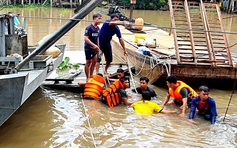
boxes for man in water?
[132,77,157,97]
[188,85,217,124]
[132,91,176,115]
[162,75,198,117]
[109,68,125,82]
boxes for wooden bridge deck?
[42,64,135,93]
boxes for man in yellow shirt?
[131,91,176,115]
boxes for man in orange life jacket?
[162,75,198,117]
[102,76,131,107]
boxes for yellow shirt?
[131,100,163,115]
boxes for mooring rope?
[223,69,237,122]
[98,52,110,87]
[126,55,138,93]
[81,99,97,148]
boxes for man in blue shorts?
[84,13,102,80]
[95,13,129,76]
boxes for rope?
[81,99,97,148]
[223,69,237,122]
[126,55,137,93]
[98,53,110,87]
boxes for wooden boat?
[111,0,237,85]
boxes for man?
[117,76,132,106]
[162,75,198,117]
[132,77,157,97]
[132,91,176,115]
[188,85,217,124]
[84,13,102,80]
[95,13,129,76]
[102,76,131,107]
[109,68,125,82]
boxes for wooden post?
[129,0,136,22]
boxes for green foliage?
[58,57,80,72]
[115,0,167,10]
[2,4,50,8]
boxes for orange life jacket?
[102,80,125,108]
[169,81,197,100]
[84,75,105,100]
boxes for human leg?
[103,46,113,74]
[95,55,101,74]
[89,54,97,78]
[84,48,93,80]
[85,60,92,80]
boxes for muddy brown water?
[0,7,237,147]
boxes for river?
[0,7,237,147]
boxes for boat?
[110,0,237,85]
[0,12,66,126]
[0,0,105,126]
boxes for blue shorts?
[85,47,98,60]
[97,45,112,63]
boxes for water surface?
[0,7,237,147]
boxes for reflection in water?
[0,7,237,147]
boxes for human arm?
[179,88,189,117]
[188,98,197,123]
[109,20,130,26]
[162,93,171,107]
[119,38,128,56]
[148,87,157,97]
[84,36,100,52]
[118,89,132,106]
[209,98,217,124]
[121,97,132,106]
[132,87,141,94]
[160,109,176,114]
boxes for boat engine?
[108,6,128,21]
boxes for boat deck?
[112,25,237,84]
[43,62,135,93]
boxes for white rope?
[81,99,97,148]
[126,55,138,93]
[99,53,110,87]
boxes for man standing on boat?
[188,85,217,124]
[95,14,129,76]
[162,75,198,117]
[84,13,102,80]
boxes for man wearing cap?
[188,85,217,124]
[95,13,129,76]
